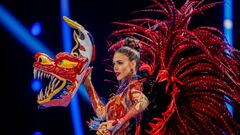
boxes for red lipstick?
[115,72,120,77]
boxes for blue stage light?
[31,22,42,36]
[224,0,233,45]
[78,84,90,104]
[70,94,84,135]
[0,5,54,57]
[0,3,86,134]
[224,0,233,116]
[31,79,42,92]
[60,0,72,53]
[60,0,84,134]
[0,4,55,96]
[32,131,43,135]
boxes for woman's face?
[113,52,135,82]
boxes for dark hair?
[115,37,141,70]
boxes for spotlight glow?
[31,79,42,92]
[31,22,42,36]
[224,19,233,29]
[32,131,43,135]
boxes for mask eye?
[38,55,53,64]
[57,59,78,68]
[79,31,85,40]
[38,57,42,62]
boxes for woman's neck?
[116,74,138,95]
[120,74,136,84]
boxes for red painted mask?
[33,16,95,108]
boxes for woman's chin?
[116,76,122,81]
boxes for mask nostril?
[79,31,85,40]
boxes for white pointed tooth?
[34,69,37,79]
[45,87,49,97]
[48,84,52,93]
[53,78,57,83]
[54,80,60,89]
[49,77,53,85]
[50,78,56,92]
[39,89,43,100]
[48,85,52,95]
[37,93,40,100]
[43,72,46,78]
[40,72,43,80]
[51,83,55,92]
[41,89,44,99]
[51,75,53,80]
[40,89,43,100]
[47,89,51,97]
[47,86,50,95]
[52,77,57,86]
[37,71,41,80]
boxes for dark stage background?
[1,0,240,135]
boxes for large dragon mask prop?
[33,16,95,108]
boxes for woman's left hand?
[108,119,124,133]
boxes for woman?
[83,38,149,135]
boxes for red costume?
[33,0,240,134]
[86,74,149,135]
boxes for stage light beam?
[0,5,54,57]
[224,0,233,116]
[60,0,84,135]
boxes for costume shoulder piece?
[127,79,144,91]
[106,0,240,134]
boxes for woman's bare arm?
[83,69,106,119]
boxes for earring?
[131,69,136,75]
